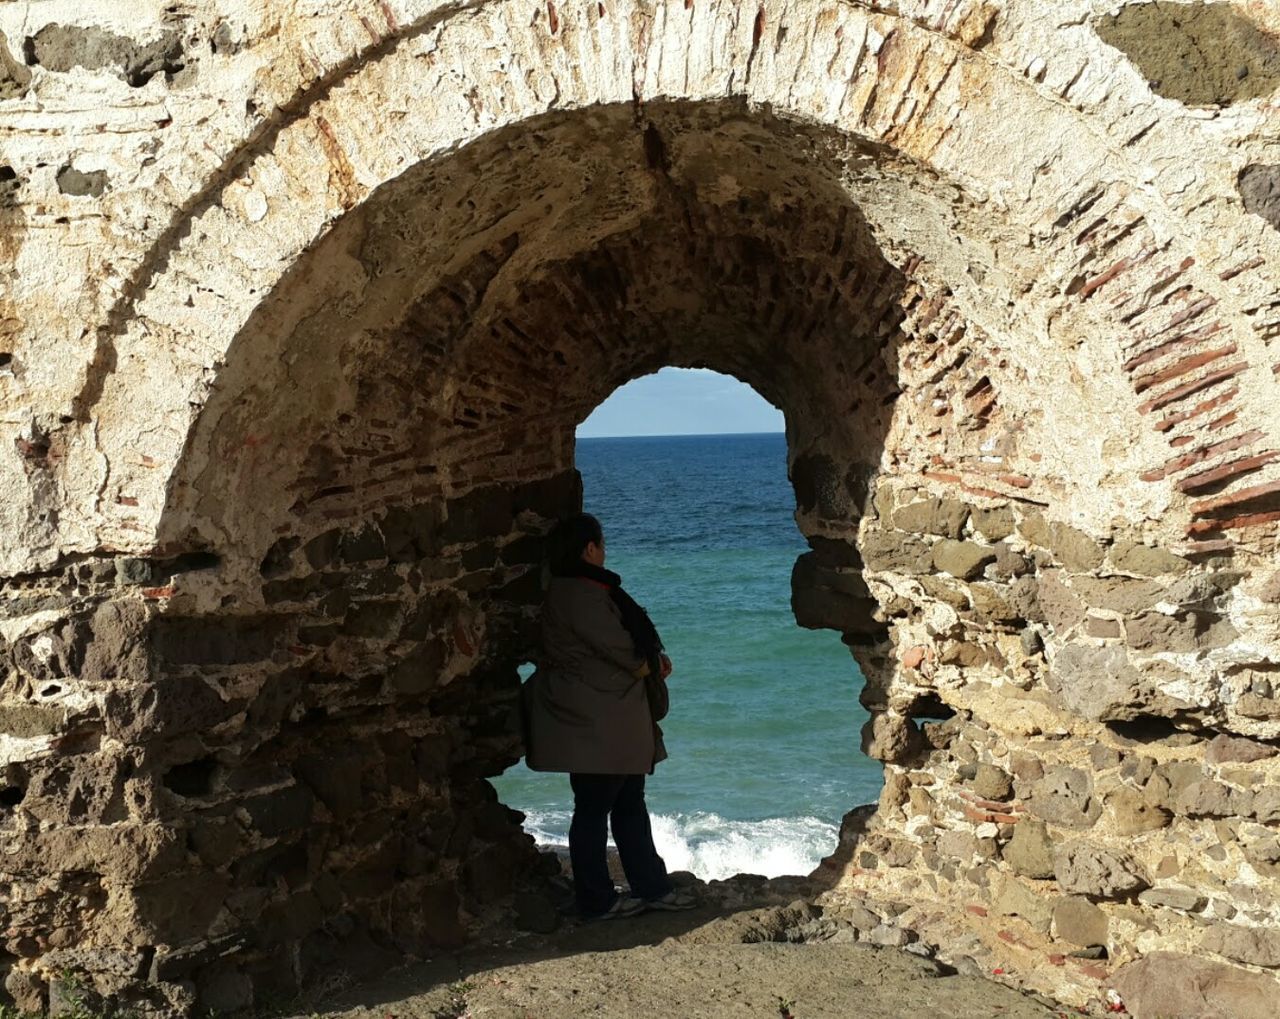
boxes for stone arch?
[62,0,1280,554]
[7,2,1280,1015]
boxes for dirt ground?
[299,882,1071,1019]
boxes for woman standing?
[524,513,697,919]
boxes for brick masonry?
[1,1,1279,1015]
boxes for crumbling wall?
[1,1,1279,1016]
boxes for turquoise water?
[493,433,882,878]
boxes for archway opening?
[493,368,883,881]
[44,96,1029,1009]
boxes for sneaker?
[644,889,698,911]
[586,895,646,920]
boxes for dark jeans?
[568,773,672,915]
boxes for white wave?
[519,808,838,881]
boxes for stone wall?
[1,1,1279,1015]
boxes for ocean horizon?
[493,431,881,880]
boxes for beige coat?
[524,576,667,774]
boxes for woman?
[524,513,697,919]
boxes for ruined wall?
[1,1,1279,1016]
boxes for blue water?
[493,433,882,878]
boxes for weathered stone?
[1240,164,1280,232]
[971,763,1013,801]
[55,166,110,197]
[1126,611,1239,653]
[1052,895,1108,946]
[27,24,185,86]
[1096,2,1280,107]
[388,639,446,696]
[931,539,996,580]
[1205,734,1276,766]
[1002,818,1056,879]
[859,530,934,574]
[860,713,925,763]
[1047,644,1192,723]
[991,873,1051,933]
[1112,952,1280,1019]
[1234,692,1280,720]
[1084,615,1121,638]
[1201,924,1280,968]
[917,574,969,610]
[1109,540,1190,577]
[1104,786,1171,835]
[1176,779,1235,819]
[1054,842,1148,898]
[971,505,1014,541]
[243,785,314,838]
[513,889,559,933]
[1036,571,1086,633]
[151,614,284,665]
[791,552,880,634]
[1251,787,1280,824]
[891,496,969,538]
[1088,743,1121,771]
[0,30,31,99]
[0,704,65,738]
[968,580,1037,623]
[867,924,913,947]
[1070,575,1165,615]
[1138,887,1205,912]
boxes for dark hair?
[547,513,603,576]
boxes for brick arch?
[62,0,1277,557]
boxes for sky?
[577,367,785,438]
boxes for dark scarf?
[557,560,664,671]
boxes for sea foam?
[521,809,838,881]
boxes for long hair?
[546,513,603,577]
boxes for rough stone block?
[1109,540,1190,577]
[1138,887,1205,912]
[1205,734,1276,766]
[0,704,65,738]
[1047,643,1191,723]
[1002,818,1055,879]
[1201,924,1280,968]
[1054,842,1148,898]
[441,485,515,543]
[931,539,996,580]
[1027,767,1099,829]
[859,530,934,574]
[971,505,1014,541]
[971,763,1013,801]
[27,24,185,86]
[1126,610,1239,653]
[151,614,284,666]
[1104,786,1171,835]
[1095,2,1280,107]
[1052,895,1108,947]
[1112,952,1280,1019]
[991,873,1052,932]
[890,496,969,538]
[1240,164,1280,231]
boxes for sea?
[492,432,883,881]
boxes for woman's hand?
[659,653,672,679]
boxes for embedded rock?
[1111,953,1280,1019]
[1002,819,1056,880]
[1201,924,1280,968]
[1052,896,1108,947]
[1054,843,1148,899]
